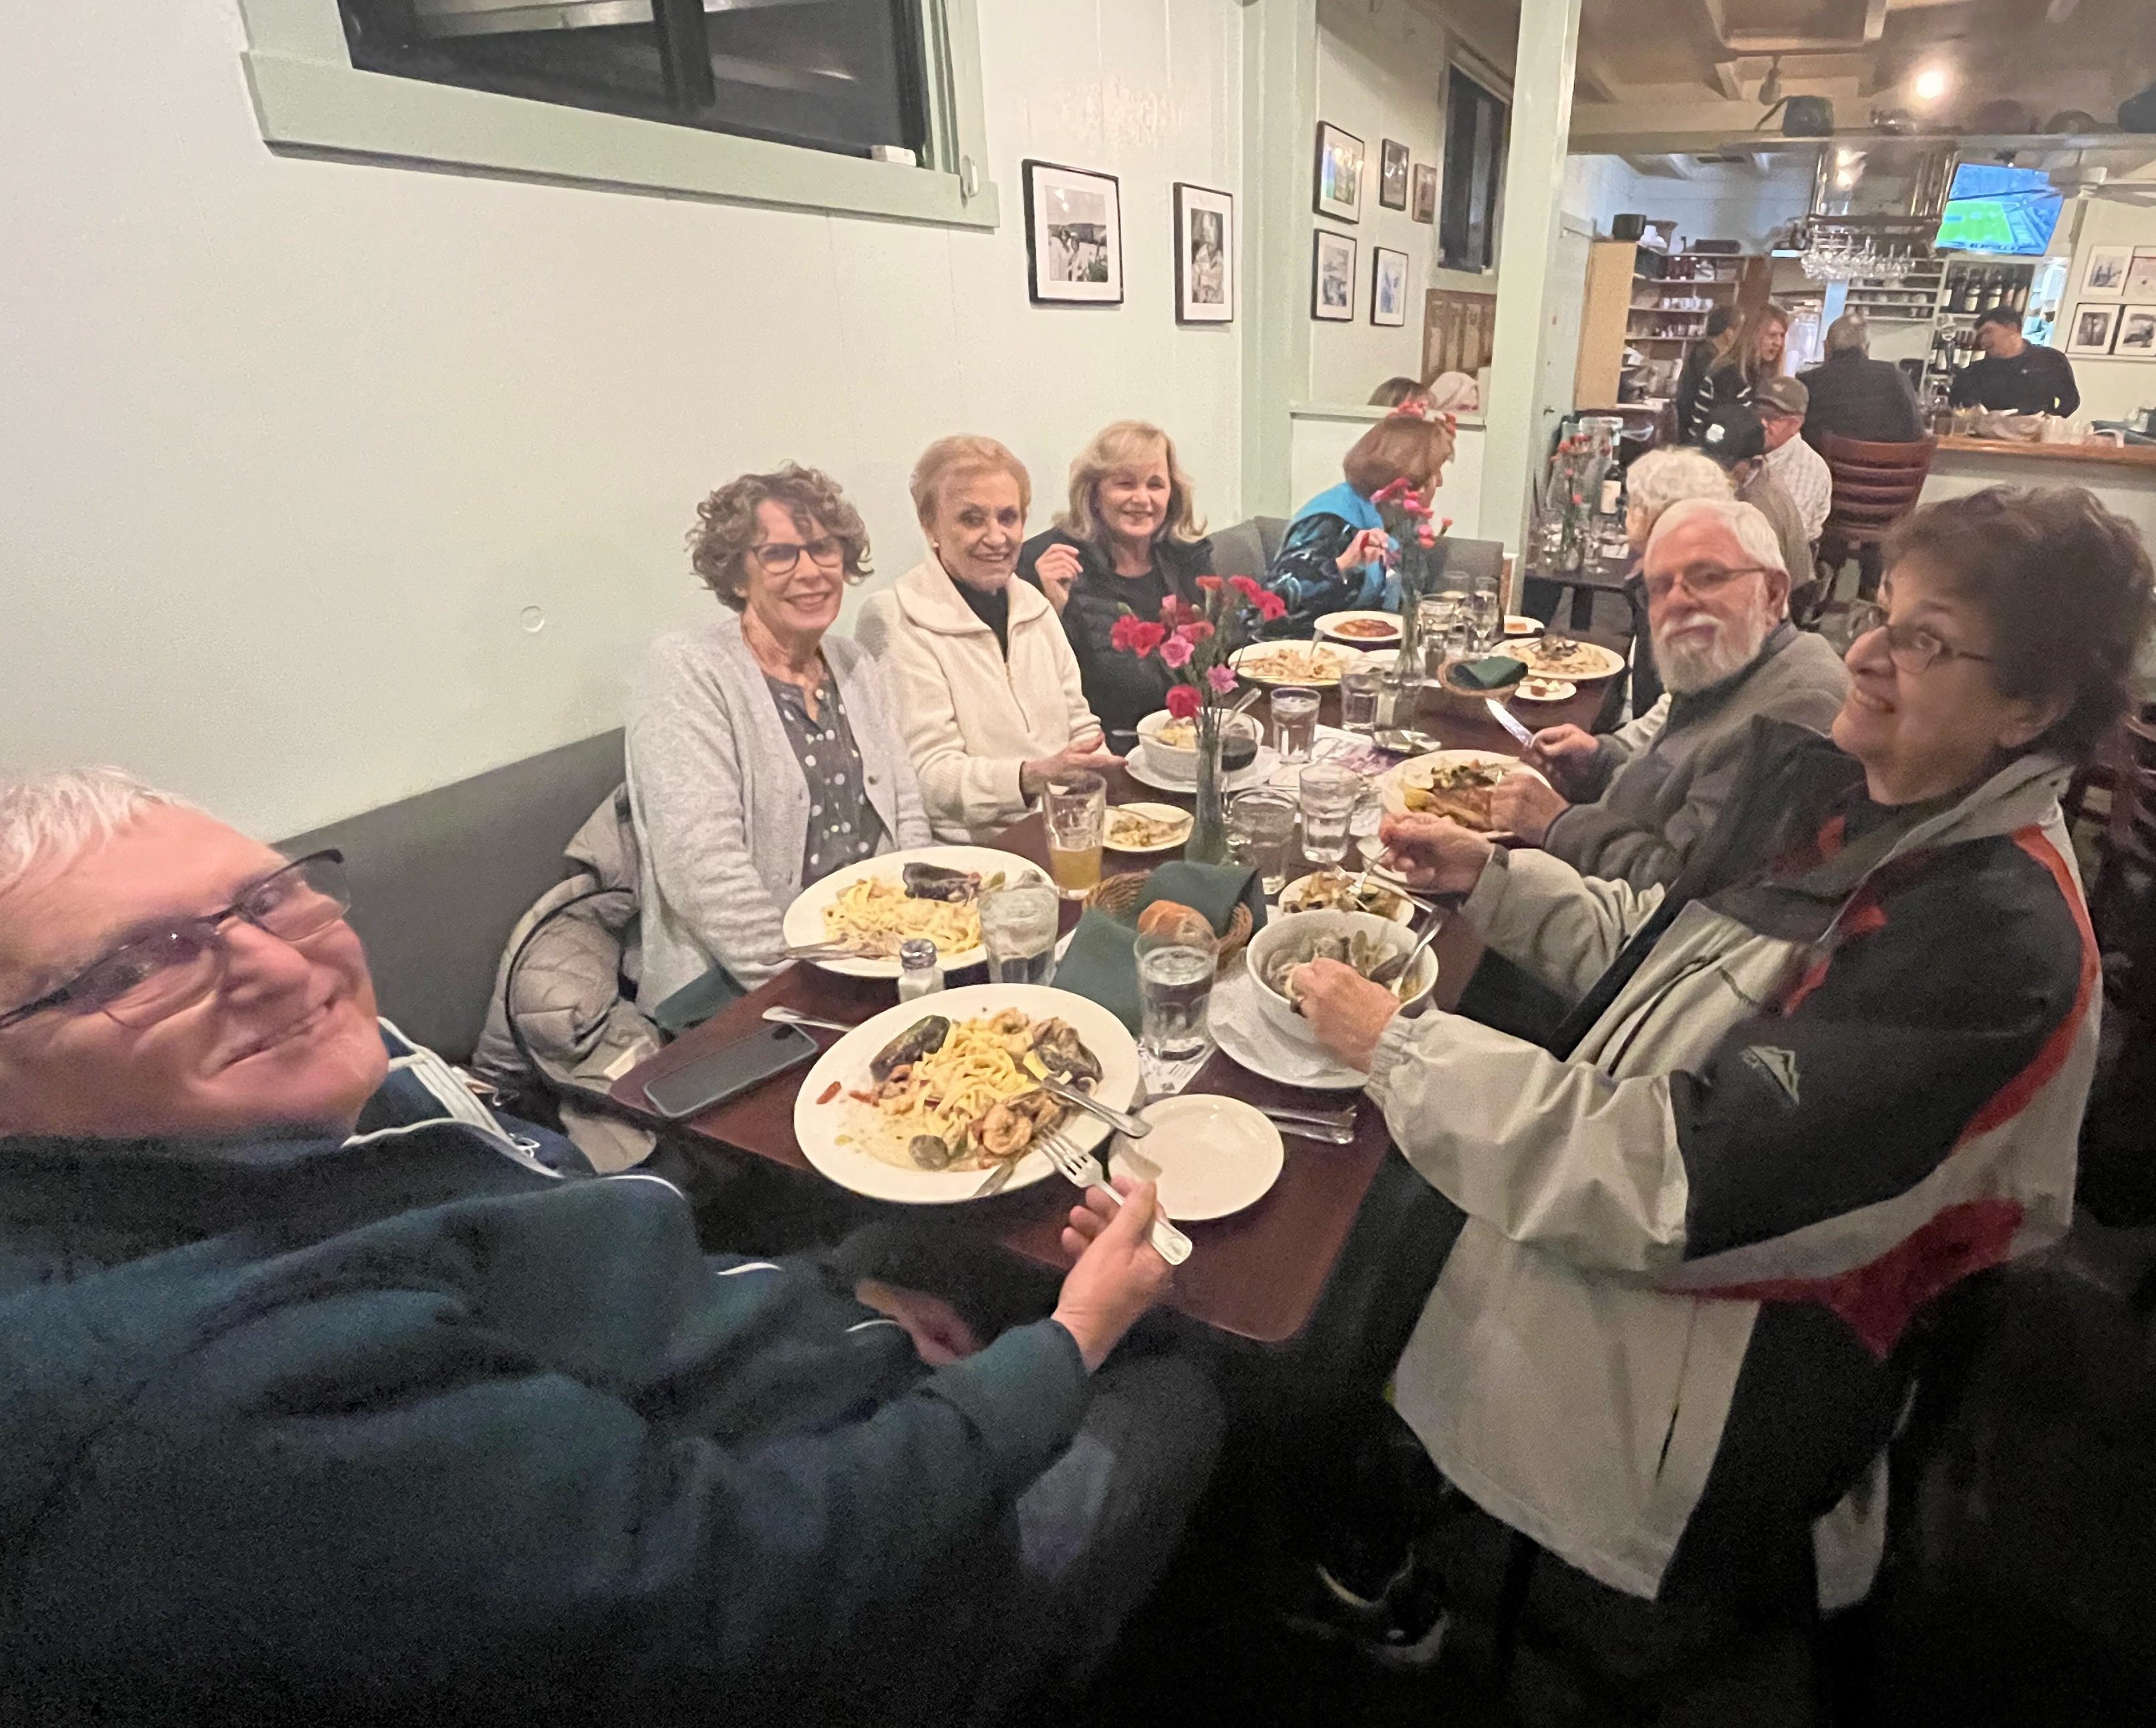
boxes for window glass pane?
[339,0,927,161]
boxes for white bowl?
[1134,708,1259,782]
[1244,909,1439,1050]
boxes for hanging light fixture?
[1759,55,1785,109]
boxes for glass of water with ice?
[1135,928,1217,1064]
[979,880,1060,985]
[1297,763,1361,866]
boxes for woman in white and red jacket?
[1296,486,2151,1628]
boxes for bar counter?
[1921,434,2156,542]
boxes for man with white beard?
[1492,498,1849,889]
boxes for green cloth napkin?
[1052,861,1262,1032]
[1446,654,1529,691]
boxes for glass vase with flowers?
[1369,478,1452,709]
[1110,574,1288,864]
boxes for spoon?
[762,1005,861,1035]
[1368,918,1444,991]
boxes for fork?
[1038,1129,1193,1265]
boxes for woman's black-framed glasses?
[750,536,844,577]
[0,851,352,1033]
[1844,602,1995,675]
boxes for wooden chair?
[1818,435,1937,601]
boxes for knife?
[1485,697,1537,750]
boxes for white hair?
[0,768,194,892]
[1647,496,1788,577]
[1624,449,1732,532]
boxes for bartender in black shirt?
[1949,305,2081,415]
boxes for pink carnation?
[1207,663,1239,695]
[1159,633,1195,669]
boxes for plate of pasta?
[782,846,1046,978]
[1228,641,1365,687]
[792,984,1142,1204]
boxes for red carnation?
[1196,575,1223,591]
[1254,590,1288,621]
[1227,574,1265,603]
[1165,683,1201,719]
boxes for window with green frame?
[234,0,996,229]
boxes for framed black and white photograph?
[1314,122,1364,223]
[2117,305,2156,359]
[1371,247,1409,326]
[1410,162,1438,224]
[1173,182,1235,324]
[2082,245,2133,299]
[1023,160,1123,305]
[2127,252,2156,303]
[1312,230,1357,321]
[1379,140,1410,211]
[2065,302,2122,357]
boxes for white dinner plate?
[1501,614,1543,637]
[792,983,1141,1205]
[781,846,1045,979]
[1376,749,1548,821]
[1513,676,1578,704]
[1229,641,1366,688]
[1358,647,1401,671]
[1104,802,1194,854]
[1124,743,1282,795]
[1513,637,1626,681]
[1208,967,1372,1091]
[1110,1096,1284,1222]
[1315,610,1404,648]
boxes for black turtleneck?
[953,576,1010,657]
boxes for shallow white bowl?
[1134,708,1259,782]
[1244,909,1438,1049]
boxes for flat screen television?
[1934,162,2063,255]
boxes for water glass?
[1465,584,1502,652]
[978,880,1060,986]
[1136,928,1217,1064]
[1042,772,1106,900]
[1339,665,1383,733]
[1298,763,1361,866]
[1225,790,1297,896]
[1269,686,1321,764]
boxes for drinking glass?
[1225,790,1297,896]
[1298,763,1361,866]
[1269,687,1321,764]
[978,880,1060,985]
[1042,772,1106,900]
[1465,584,1502,652]
[1135,928,1217,1064]
[1339,665,1383,733]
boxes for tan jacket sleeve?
[1462,846,1668,1005]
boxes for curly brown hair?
[687,464,873,611]
[1885,485,2155,765]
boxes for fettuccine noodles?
[821,874,981,958]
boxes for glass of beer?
[1043,772,1106,899]
[1269,686,1322,763]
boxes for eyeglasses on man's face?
[750,536,844,577]
[0,852,352,1034]
[1844,602,1996,676]
[1642,562,1774,605]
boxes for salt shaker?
[897,938,945,1001]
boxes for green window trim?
[233,0,999,231]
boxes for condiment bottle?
[897,938,945,1001]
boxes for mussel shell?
[871,1014,950,1082]
[909,1134,957,1170]
[903,863,980,902]
[1031,1018,1103,1084]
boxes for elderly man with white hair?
[0,768,1217,1725]
[1493,497,1849,889]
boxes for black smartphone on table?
[642,1023,820,1120]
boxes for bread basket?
[1086,872,1253,974]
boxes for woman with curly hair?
[627,464,931,1011]
[1015,420,1214,734]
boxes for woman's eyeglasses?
[1844,602,1994,675]
[750,536,844,576]
[0,852,352,1033]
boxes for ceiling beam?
[1709,58,1744,101]
[1574,38,1626,104]
[1863,0,1888,44]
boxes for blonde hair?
[0,768,194,894]
[1342,415,1456,498]
[1736,302,1793,389]
[1055,419,1206,547]
[909,436,1032,526]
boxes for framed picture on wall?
[1379,140,1410,210]
[1312,230,1357,321]
[2065,302,2123,357]
[2082,245,2133,299]
[1173,182,1235,324]
[1371,247,1409,326]
[2117,305,2156,359]
[1022,160,1123,305]
[1410,162,1438,224]
[1314,122,1364,222]
[2126,252,2156,301]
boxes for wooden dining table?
[610,659,1615,1345]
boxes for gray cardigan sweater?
[1541,623,1849,890]
[626,613,932,1003]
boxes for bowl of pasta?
[781,846,1050,979]
[792,983,1142,1204]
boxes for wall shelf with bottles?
[1923,259,2038,393]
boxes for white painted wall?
[2058,197,2156,426]
[0,0,1245,839]
[1311,0,1506,406]
[1288,407,1484,538]
[1563,152,1815,254]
